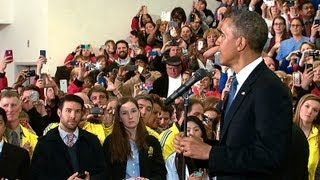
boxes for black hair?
[0,107,8,124]
[59,94,84,110]
[116,40,129,49]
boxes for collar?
[0,139,3,153]
[115,56,131,66]
[5,125,23,138]
[58,124,79,140]
[235,57,263,95]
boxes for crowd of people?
[0,0,320,179]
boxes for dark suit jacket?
[0,142,30,180]
[31,127,106,180]
[210,62,292,179]
[149,74,169,98]
[103,135,167,180]
[286,124,309,180]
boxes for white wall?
[0,0,219,85]
[0,0,48,85]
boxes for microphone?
[164,68,207,105]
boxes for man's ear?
[57,108,61,118]
[236,36,247,52]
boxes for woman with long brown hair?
[103,97,166,180]
[293,94,320,180]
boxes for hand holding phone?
[40,50,46,58]
[4,50,13,60]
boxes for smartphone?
[30,90,40,102]
[77,172,87,179]
[98,75,106,87]
[126,65,137,71]
[305,63,313,70]
[81,44,89,49]
[4,50,13,60]
[292,72,301,87]
[26,70,36,77]
[264,0,275,6]
[59,79,68,93]
[149,51,158,56]
[315,19,320,25]
[197,41,204,51]
[140,82,153,91]
[40,50,46,58]
[90,105,104,115]
[169,21,178,28]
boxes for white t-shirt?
[167,75,182,98]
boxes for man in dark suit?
[149,56,183,98]
[31,94,106,180]
[0,107,30,180]
[174,10,293,179]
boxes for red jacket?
[0,72,8,91]
[67,78,83,94]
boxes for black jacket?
[31,127,106,180]
[0,142,30,180]
[103,134,167,180]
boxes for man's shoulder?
[79,129,101,145]
[3,142,29,157]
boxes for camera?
[70,61,99,71]
[307,51,319,57]
[77,172,87,179]
[26,70,36,77]
[170,38,179,46]
[30,90,39,102]
[190,13,195,22]
[126,65,137,72]
[98,74,107,87]
[90,105,104,115]
[81,44,89,49]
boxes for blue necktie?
[225,76,238,114]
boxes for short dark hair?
[162,105,174,118]
[116,40,129,49]
[225,10,268,53]
[135,94,153,107]
[87,85,109,100]
[0,107,8,123]
[59,94,84,110]
[21,85,41,96]
[1,88,20,99]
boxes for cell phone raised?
[77,172,87,179]
[26,70,36,77]
[305,63,313,70]
[126,65,137,71]
[30,90,39,102]
[4,50,13,60]
[90,105,104,115]
[81,44,89,49]
[40,50,46,58]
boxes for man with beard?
[31,94,106,179]
[105,40,135,82]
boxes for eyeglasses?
[273,23,285,26]
[290,24,302,28]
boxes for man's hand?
[77,62,86,81]
[36,57,47,75]
[12,69,28,88]
[174,133,212,159]
[0,56,13,73]
[67,171,90,180]
[21,96,34,112]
